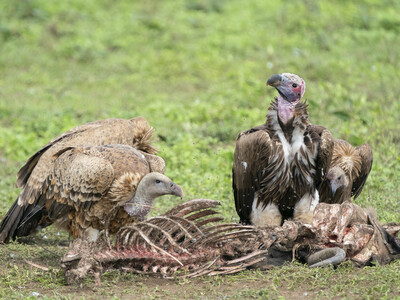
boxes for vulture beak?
[326,167,347,196]
[170,182,184,199]
[330,182,339,196]
[267,73,299,103]
[266,73,282,87]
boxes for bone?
[308,247,346,268]
[62,200,400,284]
[163,199,221,217]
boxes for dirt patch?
[35,274,332,299]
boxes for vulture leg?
[233,129,284,226]
[293,191,319,224]
[83,227,100,242]
[251,202,282,227]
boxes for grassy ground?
[0,0,399,299]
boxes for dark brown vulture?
[0,117,183,243]
[233,73,333,226]
[318,139,373,204]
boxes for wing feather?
[233,128,274,224]
[47,147,114,208]
[309,125,334,204]
[352,144,373,199]
[1,142,155,242]
[16,124,103,188]
[17,117,156,207]
[309,125,334,186]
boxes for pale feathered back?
[0,117,165,243]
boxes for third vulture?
[318,138,373,204]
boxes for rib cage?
[62,199,269,283]
[62,200,400,284]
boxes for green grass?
[0,0,399,299]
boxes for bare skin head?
[267,73,306,124]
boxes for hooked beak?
[266,73,282,87]
[267,73,297,102]
[170,182,183,199]
[330,182,339,196]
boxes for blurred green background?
[0,0,399,297]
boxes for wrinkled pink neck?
[277,95,295,124]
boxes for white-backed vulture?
[318,139,373,204]
[0,117,182,242]
[233,73,333,226]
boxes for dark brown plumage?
[318,139,373,204]
[0,117,182,243]
[233,73,333,226]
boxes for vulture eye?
[292,83,298,88]
[155,180,161,184]
[337,176,342,181]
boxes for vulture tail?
[0,195,50,243]
[0,197,26,243]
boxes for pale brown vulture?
[0,117,182,242]
[318,139,373,204]
[233,73,333,226]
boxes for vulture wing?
[16,129,87,190]
[305,124,333,205]
[308,125,334,187]
[352,144,373,199]
[233,126,285,224]
[13,146,115,238]
[1,116,159,243]
[16,117,155,207]
[46,146,116,207]
[2,144,153,241]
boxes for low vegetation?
[0,0,399,298]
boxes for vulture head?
[325,166,349,196]
[124,172,183,219]
[267,73,306,124]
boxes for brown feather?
[0,117,162,243]
[352,143,373,198]
[30,145,152,239]
[233,99,334,224]
[16,117,157,207]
